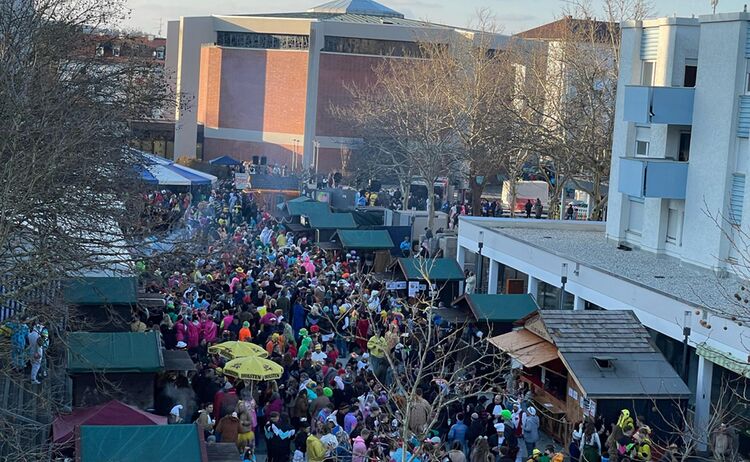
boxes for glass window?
[627,198,644,234]
[216,32,309,50]
[684,65,697,87]
[322,36,427,57]
[635,140,649,157]
[666,208,682,244]
[678,132,691,162]
[641,61,655,86]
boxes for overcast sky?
[123,0,750,36]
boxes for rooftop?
[309,0,404,18]
[515,16,618,43]
[465,218,741,315]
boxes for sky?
[123,0,750,36]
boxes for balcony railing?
[623,85,695,125]
[619,157,688,199]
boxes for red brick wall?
[216,48,308,134]
[316,146,346,173]
[197,47,222,127]
[315,53,389,137]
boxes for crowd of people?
[130,183,583,462]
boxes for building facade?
[165,0,502,171]
[457,12,750,453]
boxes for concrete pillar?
[457,246,467,293]
[488,259,500,294]
[527,276,538,301]
[573,294,585,310]
[694,355,713,452]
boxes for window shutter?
[640,28,659,60]
[730,174,746,225]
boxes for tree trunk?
[427,180,436,232]
[508,177,518,218]
[470,177,484,216]
[400,179,410,211]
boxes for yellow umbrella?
[208,341,268,360]
[223,356,284,381]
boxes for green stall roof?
[336,230,394,249]
[307,212,357,229]
[286,200,329,216]
[398,257,465,281]
[67,331,164,374]
[77,424,205,462]
[454,293,538,322]
[64,276,137,305]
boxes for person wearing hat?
[523,407,540,455]
[527,448,543,462]
[293,418,310,462]
[264,411,295,462]
[489,423,506,460]
[169,404,184,424]
[501,409,520,461]
[238,321,252,342]
[311,343,327,366]
[467,412,484,449]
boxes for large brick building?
[166,0,506,172]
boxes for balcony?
[618,157,688,199]
[623,85,695,125]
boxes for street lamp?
[476,231,484,293]
[558,263,568,310]
[682,310,692,381]
[313,140,321,177]
[292,138,300,171]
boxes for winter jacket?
[306,434,327,462]
[352,436,368,462]
[523,415,540,444]
[216,415,240,443]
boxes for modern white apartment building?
[457,12,750,451]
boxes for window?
[593,357,615,370]
[678,132,691,162]
[627,198,644,234]
[684,65,697,87]
[666,208,683,244]
[216,32,309,50]
[252,156,259,165]
[641,61,655,86]
[323,36,429,57]
[112,46,121,57]
[746,73,750,94]
[635,140,649,157]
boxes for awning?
[76,424,205,462]
[67,331,164,374]
[697,343,750,378]
[138,152,217,186]
[162,349,196,371]
[287,200,329,216]
[208,155,240,166]
[336,230,394,249]
[398,257,465,281]
[453,293,538,322]
[307,212,357,229]
[490,329,559,368]
[53,400,166,444]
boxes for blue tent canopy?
[137,152,217,187]
[208,155,241,166]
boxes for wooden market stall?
[490,310,690,445]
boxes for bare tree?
[0,0,174,458]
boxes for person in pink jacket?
[202,315,218,344]
[174,316,187,344]
[186,318,201,349]
[352,434,368,462]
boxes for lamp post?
[476,231,484,293]
[682,310,692,381]
[558,263,568,310]
[292,138,300,172]
[313,140,321,177]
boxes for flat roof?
[464,218,741,316]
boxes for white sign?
[234,173,250,189]
[408,281,421,297]
[386,281,408,290]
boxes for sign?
[408,281,421,297]
[234,173,250,189]
[386,281,408,290]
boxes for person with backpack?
[581,421,602,462]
